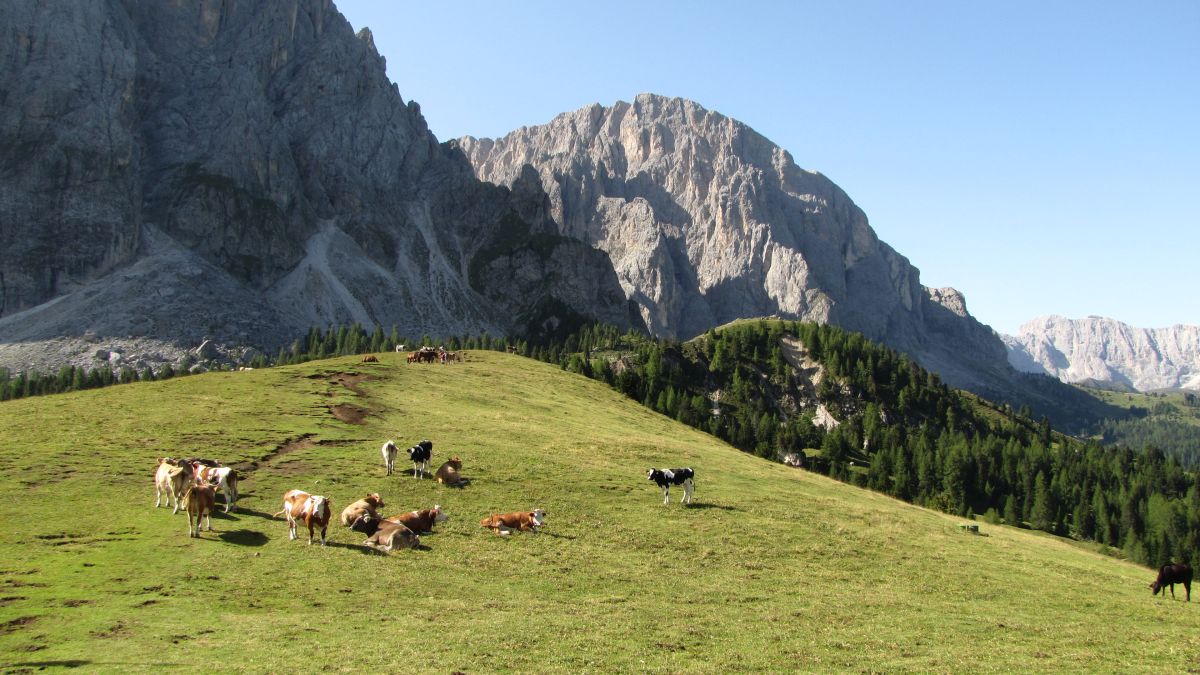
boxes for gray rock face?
[0,0,635,374]
[1004,316,1200,391]
[458,94,1008,390]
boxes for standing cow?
[276,489,332,545]
[647,468,695,505]
[1151,563,1192,601]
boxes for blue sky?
[337,1,1198,335]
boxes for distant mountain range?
[1003,316,1200,391]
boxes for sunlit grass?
[0,352,1196,672]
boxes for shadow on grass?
[216,530,269,547]
[538,531,577,540]
[324,541,389,556]
[218,508,279,522]
[685,502,737,511]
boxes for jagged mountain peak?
[1004,315,1200,391]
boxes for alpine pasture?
[0,351,1195,672]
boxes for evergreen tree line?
[520,320,1200,570]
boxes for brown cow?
[183,482,217,538]
[365,520,421,551]
[154,458,193,513]
[480,509,546,536]
[362,355,378,363]
[1151,563,1192,601]
[341,493,385,527]
[275,489,332,545]
[435,456,467,487]
[385,505,448,534]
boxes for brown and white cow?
[340,493,385,528]
[480,509,546,536]
[154,458,193,514]
[435,456,466,487]
[191,463,240,513]
[364,520,421,551]
[183,482,217,538]
[385,505,448,534]
[275,489,332,545]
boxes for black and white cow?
[647,468,695,505]
[408,440,433,479]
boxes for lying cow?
[435,456,467,487]
[191,463,240,513]
[385,505,447,534]
[341,493,385,531]
[408,440,433,479]
[364,520,421,551]
[1151,563,1192,601]
[480,509,546,536]
[647,468,695,505]
[183,481,217,538]
[275,489,332,545]
[154,458,193,514]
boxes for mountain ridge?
[1004,315,1200,391]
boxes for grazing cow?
[435,456,467,487]
[1151,563,1192,601]
[480,509,546,536]
[154,458,194,513]
[395,344,406,353]
[182,482,217,538]
[191,463,240,513]
[385,505,448,534]
[341,493,385,528]
[407,440,433,478]
[275,489,333,545]
[381,440,399,476]
[365,520,421,551]
[647,468,695,505]
[362,355,378,363]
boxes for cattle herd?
[151,437,576,551]
[152,413,1188,599]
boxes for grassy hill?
[1,352,1196,672]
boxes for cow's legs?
[205,511,212,531]
[682,480,693,504]
[662,486,670,505]
[155,485,163,508]
[288,516,298,541]
[320,524,327,546]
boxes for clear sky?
[337,1,1198,335]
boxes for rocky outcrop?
[0,0,636,374]
[1004,316,1200,391]
[457,94,1009,391]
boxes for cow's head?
[366,493,384,508]
[531,509,546,527]
[432,505,449,523]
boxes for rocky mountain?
[0,0,637,374]
[457,95,1014,392]
[1004,316,1200,391]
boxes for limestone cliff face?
[458,94,1008,389]
[0,0,634,372]
[1004,316,1200,391]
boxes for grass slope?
[0,352,1196,672]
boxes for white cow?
[381,440,399,476]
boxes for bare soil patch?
[233,434,316,473]
[0,616,38,635]
[330,404,368,425]
[331,372,376,395]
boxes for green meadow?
[0,352,1196,672]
